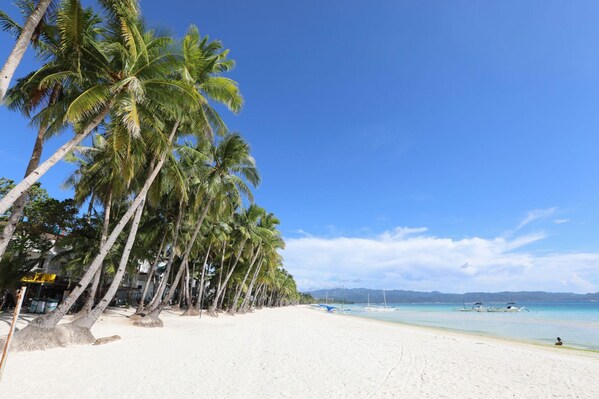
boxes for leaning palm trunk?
[229,246,261,314]
[71,198,146,329]
[0,121,49,258]
[209,239,246,315]
[135,232,166,314]
[214,248,226,301]
[144,201,185,313]
[259,286,268,307]
[26,122,176,329]
[0,105,111,215]
[153,200,212,317]
[180,262,194,315]
[252,284,265,309]
[240,258,264,312]
[77,190,113,316]
[194,243,211,316]
[0,0,52,102]
[147,198,212,326]
[146,256,185,318]
[147,198,212,318]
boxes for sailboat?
[363,290,399,312]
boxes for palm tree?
[228,205,268,314]
[209,204,262,315]
[23,14,193,329]
[239,212,284,312]
[0,0,190,215]
[0,0,103,259]
[0,0,54,101]
[67,23,246,329]
[65,126,145,315]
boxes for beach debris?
[133,316,163,328]
[93,335,121,346]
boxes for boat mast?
[383,289,387,308]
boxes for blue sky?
[2,1,599,292]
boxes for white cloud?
[552,218,570,225]
[514,207,557,231]
[283,227,599,294]
[295,229,314,238]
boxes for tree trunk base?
[73,306,91,320]
[6,324,96,352]
[207,309,219,317]
[181,308,200,316]
[133,315,163,328]
[129,314,144,321]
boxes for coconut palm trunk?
[252,284,265,308]
[229,245,260,314]
[180,259,195,315]
[0,104,112,215]
[182,263,191,308]
[144,201,185,313]
[29,122,177,328]
[135,232,166,314]
[149,255,185,315]
[209,238,246,314]
[194,243,211,316]
[71,197,146,329]
[215,246,226,300]
[240,258,264,312]
[152,198,213,317]
[259,285,268,307]
[0,0,52,102]
[77,190,113,316]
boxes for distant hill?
[305,288,599,303]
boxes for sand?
[1,306,598,398]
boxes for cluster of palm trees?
[0,0,301,344]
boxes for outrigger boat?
[457,302,527,312]
[458,302,487,312]
[487,302,527,312]
[363,290,400,312]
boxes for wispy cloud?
[552,218,570,225]
[283,226,599,294]
[295,229,314,238]
[515,207,557,231]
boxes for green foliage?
[299,293,316,304]
[0,0,305,311]
[0,178,78,290]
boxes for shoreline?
[337,310,599,354]
[2,305,598,398]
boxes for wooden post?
[0,286,27,382]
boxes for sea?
[328,302,599,351]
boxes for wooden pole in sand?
[0,285,27,382]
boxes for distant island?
[305,288,599,303]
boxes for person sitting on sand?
[555,337,563,346]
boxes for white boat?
[364,290,399,312]
[487,302,527,312]
[458,302,487,312]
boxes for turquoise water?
[333,302,599,350]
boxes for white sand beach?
[1,306,598,398]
